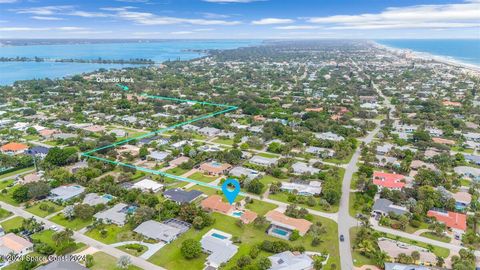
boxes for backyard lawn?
[165,167,190,176]
[85,224,142,244]
[244,199,277,216]
[25,201,64,217]
[0,216,24,232]
[49,213,92,231]
[0,179,14,190]
[213,138,234,145]
[188,172,217,183]
[91,252,142,270]
[148,212,340,270]
[0,185,21,206]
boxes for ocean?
[0,40,259,85]
[376,39,480,67]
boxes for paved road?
[0,201,165,270]
[338,124,381,270]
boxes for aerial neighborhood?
[0,40,478,270]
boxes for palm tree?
[373,250,389,267]
[117,255,131,270]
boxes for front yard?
[49,213,92,231]
[85,224,143,244]
[25,201,64,217]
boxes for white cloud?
[12,6,73,15]
[67,11,110,18]
[252,18,294,25]
[200,12,230,19]
[0,0,17,3]
[116,11,241,25]
[0,26,86,31]
[170,31,194,35]
[31,16,64,21]
[275,25,319,30]
[307,0,480,30]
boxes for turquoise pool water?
[272,228,289,236]
[211,233,227,240]
[232,211,243,217]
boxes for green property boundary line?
[81,94,247,195]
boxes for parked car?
[340,235,344,242]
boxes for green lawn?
[85,224,143,244]
[244,199,277,216]
[0,179,14,190]
[0,216,25,232]
[49,213,92,231]
[0,207,13,221]
[23,135,40,141]
[90,252,142,270]
[256,152,280,158]
[149,212,339,270]
[213,138,234,145]
[165,167,190,176]
[188,172,217,183]
[186,185,220,196]
[31,229,55,246]
[118,243,148,256]
[0,185,21,206]
[25,201,64,218]
[0,167,34,180]
[350,227,375,267]
[419,232,451,243]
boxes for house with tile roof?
[0,142,28,155]
[372,171,406,190]
[0,233,33,256]
[199,161,232,176]
[427,209,467,238]
[265,210,312,238]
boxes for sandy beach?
[372,41,480,75]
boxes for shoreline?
[371,41,480,74]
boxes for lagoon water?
[0,40,259,85]
[376,39,480,67]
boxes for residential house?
[163,188,203,204]
[169,156,189,167]
[463,154,480,165]
[0,142,28,155]
[201,229,238,269]
[378,238,437,266]
[281,181,322,196]
[452,191,472,210]
[37,261,89,270]
[83,193,113,206]
[265,210,312,239]
[49,185,85,202]
[268,251,313,270]
[25,146,50,159]
[427,210,467,239]
[229,166,262,181]
[454,166,480,181]
[94,203,135,226]
[147,151,170,162]
[198,127,221,137]
[133,220,185,243]
[372,198,408,217]
[199,161,232,176]
[132,179,163,193]
[249,155,279,167]
[291,162,320,175]
[305,146,334,158]
[384,263,431,270]
[201,195,234,215]
[0,233,33,256]
[314,132,344,142]
[372,172,406,191]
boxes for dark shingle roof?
[164,188,202,203]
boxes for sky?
[0,0,479,39]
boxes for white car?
[50,225,58,231]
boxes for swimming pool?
[211,233,228,240]
[232,211,243,217]
[102,194,113,200]
[272,228,289,236]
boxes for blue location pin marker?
[222,178,240,205]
